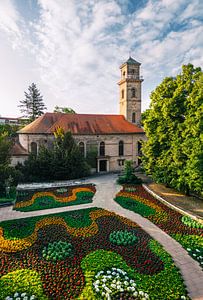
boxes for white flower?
[21,293,26,298]
[112,272,116,275]
[132,282,137,287]
[196,249,200,252]
[14,293,19,298]
[180,296,186,300]
[124,281,129,286]
[130,279,135,284]
[102,292,106,296]
[102,278,107,282]
[139,291,144,296]
[187,248,191,251]
[107,271,111,274]
[23,297,28,300]
[133,291,138,297]
[111,283,116,289]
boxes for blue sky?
[0,0,203,117]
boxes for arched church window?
[132,112,136,123]
[31,142,37,155]
[122,89,124,99]
[79,142,85,156]
[119,140,124,156]
[99,142,105,156]
[131,88,136,98]
[123,71,125,78]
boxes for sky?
[0,0,203,117]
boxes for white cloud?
[0,0,203,116]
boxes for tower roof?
[125,57,141,65]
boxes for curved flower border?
[14,187,94,209]
[0,209,138,253]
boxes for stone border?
[143,184,203,224]
[17,180,88,191]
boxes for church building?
[11,57,146,172]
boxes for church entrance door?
[99,160,107,172]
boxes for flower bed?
[115,185,203,268]
[14,184,96,211]
[0,208,189,299]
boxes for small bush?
[117,160,142,185]
[42,240,73,262]
[0,269,46,299]
[181,215,203,229]
[109,230,138,246]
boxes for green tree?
[142,64,203,195]
[54,106,75,114]
[19,129,90,182]
[0,124,19,137]
[117,160,142,184]
[0,133,12,196]
[19,83,46,122]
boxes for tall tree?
[19,83,46,122]
[142,64,203,195]
[18,129,90,182]
[54,106,75,114]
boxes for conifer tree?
[19,83,46,121]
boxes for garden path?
[0,173,203,299]
[87,174,203,300]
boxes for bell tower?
[118,57,144,126]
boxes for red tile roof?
[18,113,144,135]
[10,142,29,156]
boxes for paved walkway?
[0,174,203,299]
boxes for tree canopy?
[18,129,90,182]
[142,64,203,195]
[54,106,75,114]
[19,83,46,122]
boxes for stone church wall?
[18,132,146,172]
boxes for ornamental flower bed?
[0,208,189,299]
[14,184,96,212]
[115,185,203,268]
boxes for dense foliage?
[17,129,90,182]
[42,241,73,261]
[53,106,76,114]
[142,64,203,195]
[0,208,189,299]
[117,160,142,185]
[19,83,46,122]
[0,131,21,199]
[109,230,138,246]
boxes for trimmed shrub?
[109,230,137,246]
[42,240,73,261]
